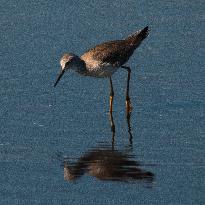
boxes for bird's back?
[81,26,149,69]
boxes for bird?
[54,26,149,113]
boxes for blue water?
[0,0,204,204]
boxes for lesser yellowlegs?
[54,26,149,113]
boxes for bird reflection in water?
[63,112,154,183]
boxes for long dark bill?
[54,69,65,87]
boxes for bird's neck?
[73,59,87,75]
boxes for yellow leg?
[109,77,114,114]
[110,96,113,114]
[126,98,132,114]
[122,66,132,114]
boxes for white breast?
[86,64,119,78]
[81,56,119,77]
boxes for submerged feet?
[109,96,132,114]
[126,97,132,114]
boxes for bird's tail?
[125,26,149,48]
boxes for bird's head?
[54,53,82,87]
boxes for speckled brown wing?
[81,26,149,68]
[81,40,135,67]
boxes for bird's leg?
[121,66,132,113]
[109,78,115,149]
[109,77,114,114]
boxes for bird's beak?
[54,69,66,87]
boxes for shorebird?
[54,26,149,113]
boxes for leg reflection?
[126,111,133,149]
[63,111,154,183]
[109,112,115,150]
[108,110,133,149]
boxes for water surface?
[0,0,204,204]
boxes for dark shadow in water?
[63,113,154,183]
